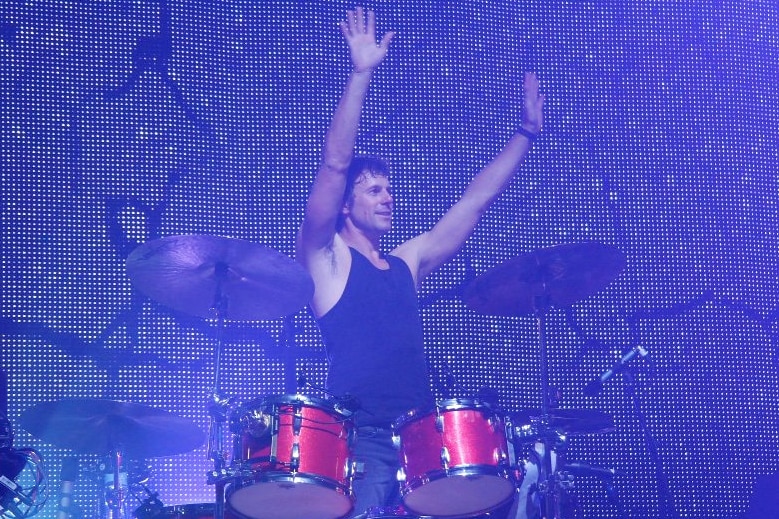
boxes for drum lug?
[435,413,444,433]
[505,418,517,467]
[396,466,407,483]
[290,442,300,471]
[391,433,401,449]
[346,460,365,489]
[292,404,303,436]
[269,405,280,464]
[498,446,509,464]
[440,446,450,470]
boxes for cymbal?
[126,235,314,321]
[19,398,205,458]
[463,242,626,316]
[511,408,615,436]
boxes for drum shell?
[227,394,355,519]
[393,399,515,517]
[395,400,509,480]
[235,395,353,484]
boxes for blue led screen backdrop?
[1,1,778,518]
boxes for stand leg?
[215,481,227,519]
[100,449,131,519]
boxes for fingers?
[523,71,540,96]
[521,71,545,130]
[524,72,545,106]
[343,6,368,36]
[338,20,350,39]
[365,8,375,35]
[340,7,395,51]
[378,31,396,50]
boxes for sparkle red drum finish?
[227,394,355,519]
[393,399,515,518]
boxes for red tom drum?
[227,394,355,519]
[393,399,515,518]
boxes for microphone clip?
[584,345,651,396]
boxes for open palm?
[339,7,395,73]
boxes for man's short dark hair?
[344,155,391,201]
[337,155,391,230]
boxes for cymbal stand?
[532,296,565,519]
[623,371,677,519]
[100,447,131,519]
[206,261,233,519]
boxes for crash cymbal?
[463,242,626,316]
[511,408,615,436]
[126,235,314,321]
[19,398,205,458]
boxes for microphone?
[562,462,624,479]
[55,456,79,519]
[584,345,650,396]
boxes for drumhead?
[401,469,515,518]
[228,474,353,519]
[393,398,498,430]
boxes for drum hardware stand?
[124,235,315,519]
[206,261,235,519]
[99,447,132,519]
[461,243,627,519]
[133,486,165,519]
[623,370,678,519]
[532,297,569,519]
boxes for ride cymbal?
[463,242,626,316]
[126,235,314,321]
[19,398,205,458]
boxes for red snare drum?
[227,394,355,519]
[393,399,515,518]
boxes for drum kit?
[15,235,627,519]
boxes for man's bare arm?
[297,8,395,256]
[396,72,545,282]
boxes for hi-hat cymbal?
[126,235,314,321]
[463,242,626,316]
[511,408,615,436]
[19,398,205,458]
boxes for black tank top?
[317,248,434,426]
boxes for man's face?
[343,172,393,236]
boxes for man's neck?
[339,229,384,263]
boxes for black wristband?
[516,126,538,142]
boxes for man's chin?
[377,217,392,230]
